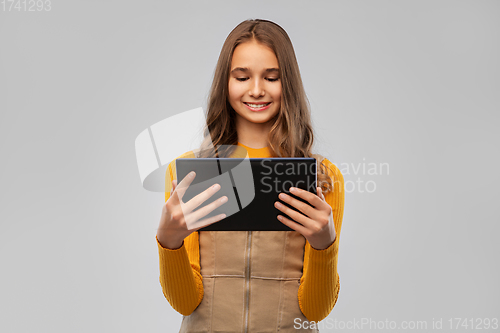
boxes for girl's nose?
[249,79,265,97]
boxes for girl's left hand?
[275,186,336,250]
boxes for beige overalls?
[177,154,327,332]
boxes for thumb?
[169,180,178,200]
[317,186,325,200]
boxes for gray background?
[1,0,499,332]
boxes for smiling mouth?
[243,102,271,108]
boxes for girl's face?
[228,40,281,128]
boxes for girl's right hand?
[156,171,228,249]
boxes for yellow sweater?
[156,142,345,322]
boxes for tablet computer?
[175,157,317,231]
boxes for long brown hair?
[196,19,335,194]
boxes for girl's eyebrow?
[231,67,279,74]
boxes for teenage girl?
[156,19,345,332]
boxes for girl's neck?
[237,140,269,149]
[236,142,272,158]
[235,117,272,149]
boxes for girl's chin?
[238,113,277,125]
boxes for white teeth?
[246,103,270,108]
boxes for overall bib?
[179,230,320,332]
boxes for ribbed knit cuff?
[156,235,189,265]
[156,235,185,250]
[307,237,339,263]
[156,235,202,315]
[298,238,340,322]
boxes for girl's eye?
[235,77,279,82]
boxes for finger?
[184,183,222,213]
[277,214,309,235]
[274,200,312,229]
[170,179,177,196]
[318,187,325,201]
[187,211,227,231]
[290,186,326,210]
[185,195,228,226]
[172,171,196,203]
[279,192,315,219]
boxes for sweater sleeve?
[297,159,345,322]
[157,160,204,315]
